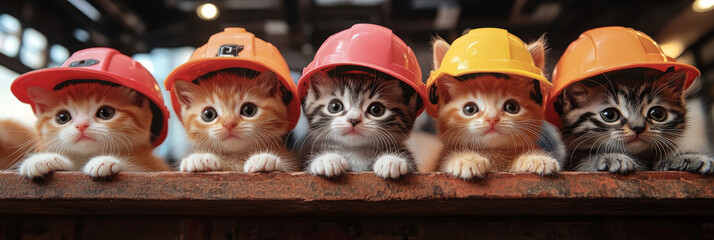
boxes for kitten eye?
[503,100,520,114]
[241,103,257,117]
[462,102,478,115]
[367,102,385,117]
[96,106,115,120]
[600,108,620,122]
[327,100,343,114]
[201,107,218,122]
[648,106,668,122]
[55,110,72,124]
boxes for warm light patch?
[197,3,219,20]
[660,41,685,58]
[693,0,714,12]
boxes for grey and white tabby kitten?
[301,66,423,179]
[554,67,713,174]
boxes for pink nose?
[76,124,89,132]
[223,122,237,130]
[486,118,500,126]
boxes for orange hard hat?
[164,28,300,130]
[11,47,170,146]
[545,26,700,127]
[297,24,426,116]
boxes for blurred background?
[0,0,712,161]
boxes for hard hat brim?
[298,61,427,117]
[11,67,170,147]
[165,57,301,131]
[425,68,552,118]
[544,62,701,128]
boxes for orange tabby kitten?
[431,37,560,179]
[0,119,37,169]
[17,82,171,178]
[174,69,299,172]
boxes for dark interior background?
[0,0,712,158]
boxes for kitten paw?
[180,153,221,172]
[308,153,349,177]
[658,153,714,174]
[442,153,491,179]
[244,153,281,173]
[83,156,124,178]
[577,153,640,174]
[510,154,560,175]
[373,155,409,179]
[18,153,73,179]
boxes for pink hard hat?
[11,47,170,147]
[297,23,426,115]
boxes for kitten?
[301,67,423,179]
[430,37,561,179]
[0,119,37,169]
[174,69,299,172]
[555,67,714,174]
[17,82,171,178]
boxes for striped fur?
[555,67,713,174]
[301,68,421,178]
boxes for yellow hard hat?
[425,28,552,117]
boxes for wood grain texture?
[0,171,713,216]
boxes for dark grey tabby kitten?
[554,67,713,174]
[301,66,423,179]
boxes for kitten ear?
[256,70,293,106]
[560,81,592,111]
[527,34,548,71]
[132,93,148,108]
[26,87,60,113]
[255,70,279,96]
[432,36,451,70]
[308,70,331,98]
[656,69,687,95]
[173,80,198,108]
[398,81,424,114]
[436,75,459,104]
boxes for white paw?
[83,156,124,178]
[373,155,409,179]
[308,153,349,177]
[18,153,73,178]
[244,153,281,173]
[442,153,491,179]
[180,153,221,172]
[510,154,561,175]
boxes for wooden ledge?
[0,171,712,216]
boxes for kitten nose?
[76,124,89,132]
[486,118,500,126]
[631,126,646,135]
[223,122,238,130]
[348,118,361,127]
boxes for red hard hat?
[164,28,300,130]
[11,47,170,147]
[298,23,426,115]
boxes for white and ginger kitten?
[174,69,299,173]
[17,82,171,178]
[429,37,561,179]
